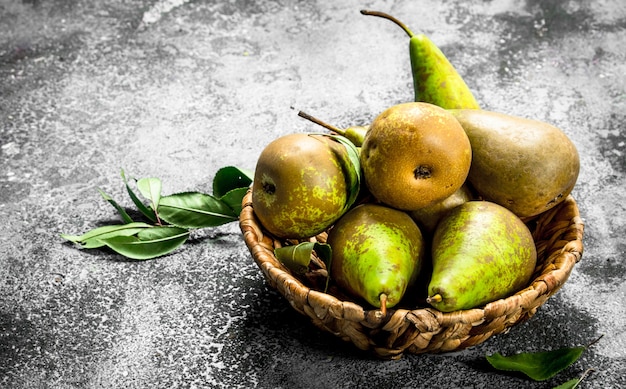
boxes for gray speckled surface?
[1,0,625,388]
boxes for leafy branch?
[61,166,253,260]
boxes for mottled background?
[1,0,625,388]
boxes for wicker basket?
[239,190,584,359]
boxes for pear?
[341,125,369,147]
[252,133,359,239]
[360,102,472,210]
[427,201,537,312]
[450,109,580,218]
[327,203,425,314]
[361,10,480,109]
[297,110,368,147]
[410,184,474,234]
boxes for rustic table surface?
[1,1,625,388]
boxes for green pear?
[361,10,480,109]
[252,133,359,239]
[341,125,369,147]
[297,110,368,147]
[327,203,425,314]
[410,184,474,233]
[450,109,580,218]
[427,201,537,312]
[360,102,472,210]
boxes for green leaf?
[121,169,157,223]
[98,188,134,224]
[218,186,249,215]
[157,192,238,228]
[486,346,585,381]
[136,177,162,213]
[213,166,254,198]
[326,134,361,212]
[60,222,153,249]
[552,378,581,389]
[487,336,603,382]
[275,242,332,276]
[552,368,595,389]
[100,226,189,260]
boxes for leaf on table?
[60,222,153,249]
[486,336,602,382]
[552,378,580,389]
[212,165,254,198]
[100,225,189,260]
[486,346,585,381]
[136,177,162,213]
[551,368,595,389]
[121,169,158,223]
[157,191,238,228]
[98,188,134,224]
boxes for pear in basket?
[449,109,580,218]
[427,201,537,312]
[360,102,472,211]
[327,203,426,314]
[252,133,359,239]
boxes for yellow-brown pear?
[410,184,474,233]
[252,133,358,239]
[360,102,472,210]
[450,109,580,218]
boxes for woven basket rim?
[239,190,584,358]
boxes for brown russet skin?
[360,102,472,211]
[450,109,580,218]
[251,133,350,239]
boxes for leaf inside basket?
[274,242,332,291]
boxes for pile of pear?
[250,10,580,315]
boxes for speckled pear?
[252,133,358,239]
[327,204,425,314]
[361,10,480,109]
[360,102,472,210]
[427,201,537,312]
[410,184,474,233]
[450,109,580,218]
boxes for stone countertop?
[1,0,625,388]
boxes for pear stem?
[360,9,415,38]
[577,368,596,387]
[297,111,346,136]
[587,334,604,348]
[379,293,388,317]
[426,294,442,304]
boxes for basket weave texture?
[239,190,584,359]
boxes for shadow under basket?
[239,191,584,359]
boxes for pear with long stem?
[361,9,480,109]
[297,111,368,147]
